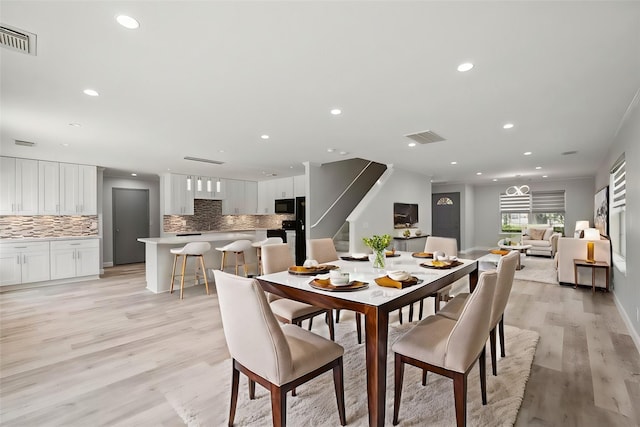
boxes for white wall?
[102,176,161,266]
[595,90,639,348]
[348,167,431,254]
[471,177,595,250]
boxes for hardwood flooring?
[1,260,638,426]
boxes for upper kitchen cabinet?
[257,176,304,214]
[222,179,257,214]
[0,157,38,215]
[59,163,97,215]
[38,161,60,215]
[163,173,194,215]
[194,176,225,200]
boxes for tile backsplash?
[163,199,293,233]
[0,215,98,239]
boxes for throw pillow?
[529,228,546,240]
[543,228,553,240]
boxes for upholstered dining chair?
[392,271,498,427]
[262,243,335,340]
[213,270,346,427]
[252,236,284,275]
[308,238,363,344]
[438,250,519,376]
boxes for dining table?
[257,251,479,427]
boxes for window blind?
[611,155,626,209]
[531,190,565,212]
[500,193,531,212]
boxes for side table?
[497,244,532,270]
[573,259,610,293]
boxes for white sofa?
[555,237,611,289]
[521,226,562,257]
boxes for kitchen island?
[138,231,258,293]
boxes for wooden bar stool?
[252,237,283,275]
[215,239,253,276]
[169,242,211,299]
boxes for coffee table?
[497,244,531,270]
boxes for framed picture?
[594,185,608,236]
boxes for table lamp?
[582,228,600,263]
[574,220,590,238]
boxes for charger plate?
[374,275,422,289]
[340,255,369,262]
[288,265,339,275]
[411,252,433,258]
[309,278,369,292]
[420,260,463,269]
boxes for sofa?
[521,226,562,257]
[555,237,611,289]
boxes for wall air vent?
[15,139,36,147]
[183,156,225,165]
[404,130,446,144]
[0,24,37,55]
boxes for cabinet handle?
[14,246,27,249]
[23,255,27,264]
[17,255,20,264]
[70,243,81,246]
[72,251,75,260]
[77,251,81,260]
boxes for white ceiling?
[1,1,639,184]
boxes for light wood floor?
[1,261,638,426]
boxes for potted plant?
[363,234,392,269]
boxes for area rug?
[165,321,539,426]
[514,256,558,284]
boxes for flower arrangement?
[363,234,392,268]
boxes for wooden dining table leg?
[364,307,389,427]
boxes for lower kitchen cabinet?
[0,241,50,286]
[50,239,100,280]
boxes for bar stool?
[215,239,253,276]
[252,237,284,275]
[170,242,211,299]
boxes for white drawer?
[50,239,99,250]
[0,241,49,254]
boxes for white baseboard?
[613,292,640,355]
[103,262,114,268]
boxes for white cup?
[329,269,350,285]
[303,259,319,268]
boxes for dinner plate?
[340,255,369,262]
[420,260,463,269]
[411,252,433,258]
[288,265,339,275]
[309,278,369,292]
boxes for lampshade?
[582,228,600,240]
[574,220,590,232]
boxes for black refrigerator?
[295,196,306,265]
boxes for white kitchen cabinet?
[275,177,294,199]
[294,175,306,197]
[257,180,277,214]
[50,239,99,280]
[0,157,38,215]
[59,163,97,215]
[163,174,194,215]
[38,160,60,215]
[222,179,257,214]
[194,176,225,200]
[0,241,50,286]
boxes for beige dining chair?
[438,250,519,376]
[213,270,346,427]
[262,243,335,341]
[308,237,363,344]
[392,270,498,427]
[252,236,283,275]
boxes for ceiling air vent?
[15,139,36,147]
[183,156,225,165]
[0,24,37,55]
[404,130,446,145]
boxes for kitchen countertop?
[138,231,255,245]
[0,236,101,243]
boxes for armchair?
[520,226,561,257]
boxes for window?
[500,190,565,233]
[610,154,626,272]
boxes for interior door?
[113,188,149,265]
[432,192,461,249]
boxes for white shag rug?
[165,321,539,426]
[514,256,558,284]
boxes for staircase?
[333,222,350,253]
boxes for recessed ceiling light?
[289,166,294,169]
[524,151,532,156]
[339,151,348,155]
[60,143,69,147]
[535,166,542,170]
[542,175,548,178]
[450,161,457,165]
[69,123,81,127]
[83,89,99,97]
[503,123,514,129]
[131,173,137,177]
[408,142,417,147]
[476,172,482,175]
[327,148,335,153]
[218,150,225,153]
[330,108,342,115]
[492,178,498,182]
[457,62,474,72]
[260,134,269,140]
[116,15,140,29]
